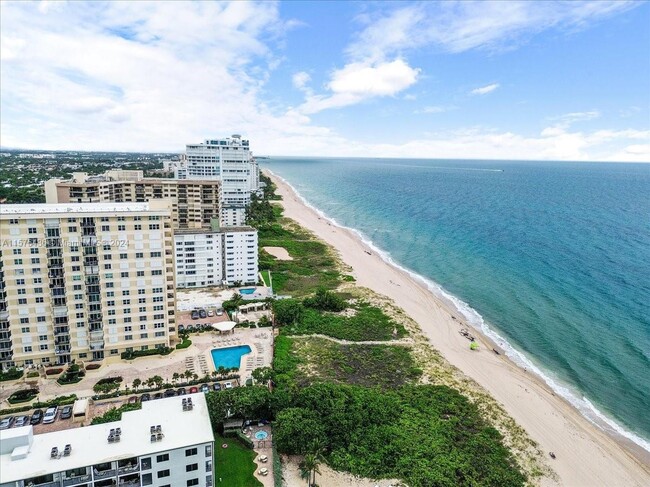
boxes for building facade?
[175,135,260,226]
[0,202,177,370]
[0,394,214,487]
[174,226,258,288]
[44,170,221,230]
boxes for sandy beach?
[268,172,650,487]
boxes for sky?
[1,0,649,161]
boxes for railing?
[53,306,68,318]
[117,464,140,475]
[63,474,91,486]
[93,469,116,479]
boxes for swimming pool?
[255,431,268,440]
[239,288,256,295]
[211,345,252,369]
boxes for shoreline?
[266,170,650,486]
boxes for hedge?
[46,368,64,376]
[8,389,38,404]
[26,371,40,378]
[0,404,32,416]
[0,367,23,382]
[33,394,77,408]
[121,347,172,360]
[175,338,192,350]
[86,363,101,370]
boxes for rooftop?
[0,394,214,483]
[0,202,165,216]
[174,226,257,236]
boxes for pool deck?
[208,328,274,379]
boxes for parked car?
[224,381,233,390]
[191,310,199,320]
[30,409,44,425]
[59,406,73,420]
[128,396,138,404]
[207,310,215,317]
[164,389,176,398]
[212,382,221,391]
[14,415,30,427]
[189,386,198,394]
[153,392,163,400]
[216,309,224,316]
[178,324,185,332]
[43,406,58,424]
[198,309,207,319]
[176,388,186,396]
[200,383,209,393]
[140,393,151,402]
[0,416,15,430]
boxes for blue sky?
[1,1,648,161]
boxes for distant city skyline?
[1,1,648,161]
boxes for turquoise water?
[262,157,650,450]
[255,431,269,440]
[211,345,251,369]
[240,288,256,295]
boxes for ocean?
[261,157,650,451]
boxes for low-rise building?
[174,224,258,288]
[0,394,215,487]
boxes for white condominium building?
[176,135,260,226]
[0,393,215,487]
[174,225,258,288]
[0,202,177,370]
[44,171,221,230]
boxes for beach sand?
[269,172,650,487]
[263,246,293,260]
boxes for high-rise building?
[0,394,215,487]
[44,170,221,230]
[175,135,260,226]
[0,202,177,370]
[174,224,259,288]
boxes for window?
[157,469,170,478]
[185,448,198,457]
[156,453,169,462]
[187,480,198,487]
[205,460,212,472]
[141,473,153,486]
[141,458,152,470]
[21,327,30,333]
[205,445,212,456]
[24,346,32,353]
[40,344,48,351]
[18,298,27,305]
[186,463,198,472]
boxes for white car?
[224,381,233,390]
[43,406,58,424]
[207,310,214,317]
[216,309,224,316]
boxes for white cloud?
[470,83,500,96]
[415,105,456,114]
[347,1,638,60]
[298,59,419,114]
[549,110,600,128]
[292,71,311,90]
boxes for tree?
[303,287,346,312]
[217,366,227,377]
[172,372,180,384]
[152,375,164,389]
[272,299,304,326]
[132,378,141,391]
[274,407,328,455]
[252,367,275,386]
[184,370,193,381]
[300,453,322,487]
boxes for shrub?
[85,363,101,370]
[46,368,64,376]
[121,347,172,360]
[93,377,123,393]
[26,371,40,378]
[0,404,32,415]
[8,389,39,404]
[176,338,192,350]
[303,287,347,312]
[91,402,142,424]
[57,368,85,385]
[0,367,23,382]
[33,394,77,408]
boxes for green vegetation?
[274,383,525,487]
[91,402,142,425]
[93,376,123,393]
[260,270,271,287]
[57,364,85,385]
[303,287,347,312]
[245,194,277,228]
[121,346,172,360]
[8,389,38,404]
[0,367,23,381]
[292,338,422,388]
[176,336,192,349]
[284,303,407,342]
[214,434,263,487]
[0,394,78,415]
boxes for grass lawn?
[260,270,271,288]
[214,434,262,487]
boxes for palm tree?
[132,378,141,392]
[172,372,180,384]
[184,370,193,382]
[299,453,321,487]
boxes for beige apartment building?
[45,170,221,229]
[0,201,177,370]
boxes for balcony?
[55,346,71,355]
[54,326,70,336]
[84,265,99,275]
[117,458,140,475]
[0,310,8,320]
[63,474,91,486]
[90,341,105,351]
[90,330,104,341]
[53,306,68,318]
